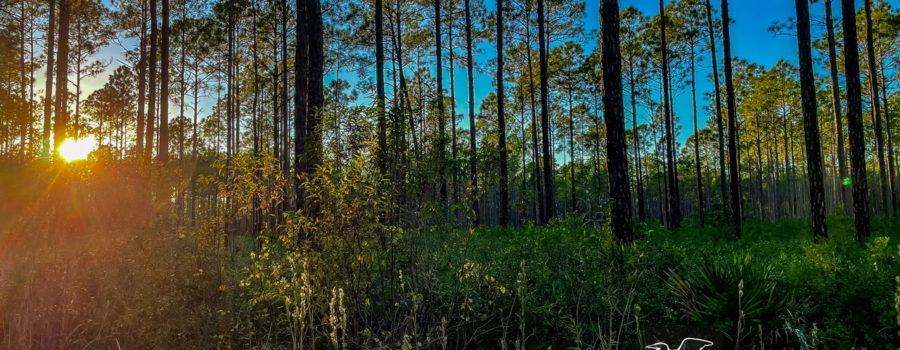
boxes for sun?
[58,137,97,162]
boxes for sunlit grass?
[58,137,97,162]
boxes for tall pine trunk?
[537,0,554,222]
[53,0,70,159]
[629,63,645,222]
[721,0,743,237]
[42,0,55,157]
[690,44,704,226]
[146,0,158,158]
[881,62,897,215]
[863,0,890,216]
[704,0,728,213]
[435,0,448,203]
[795,0,828,241]
[600,0,634,242]
[375,0,387,175]
[159,0,170,162]
[496,0,509,225]
[824,0,850,214]
[660,0,680,228]
[464,0,479,226]
[840,0,871,241]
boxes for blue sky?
[453,0,812,144]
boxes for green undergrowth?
[414,215,900,349]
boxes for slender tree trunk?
[795,0,828,241]
[375,0,387,175]
[136,0,147,156]
[537,0,554,222]
[435,0,448,204]
[307,0,324,170]
[449,8,460,206]
[18,0,27,158]
[690,44,704,226]
[840,0,871,241]
[281,0,290,177]
[273,3,281,171]
[296,0,309,209]
[630,64,645,222]
[524,7,544,223]
[704,0,728,213]
[660,0,680,228]
[600,0,633,242]
[496,0,509,225]
[159,0,170,162]
[881,61,897,215]
[863,0,889,216]
[146,0,158,158]
[721,0,743,237]
[464,0,479,226]
[53,0,70,159]
[824,0,850,215]
[568,89,576,213]
[43,0,55,157]
[177,5,186,161]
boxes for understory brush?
[2,159,899,349]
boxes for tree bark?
[53,0,70,159]
[146,0,158,158]
[629,63,645,222]
[43,0,55,157]
[375,0,387,175]
[721,0,743,237]
[496,0,509,225]
[600,0,633,242]
[863,0,890,216]
[795,0,828,241]
[690,44,704,226]
[294,0,323,209]
[881,60,897,216]
[704,0,728,214]
[537,0,554,222]
[435,0,448,204]
[660,0,680,228]
[840,0,871,241]
[464,0,479,226]
[159,0,170,162]
[824,0,850,215]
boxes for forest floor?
[1,161,899,348]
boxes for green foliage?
[667,254,792,345]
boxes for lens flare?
[59,137,97,162]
